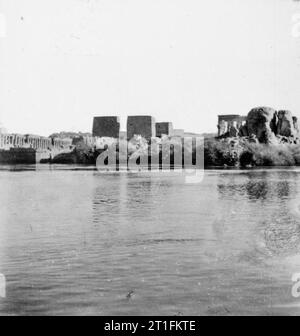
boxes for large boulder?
[293,116,299,133]
[277,110,297,137]
[246,107,278,144]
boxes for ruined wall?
[156,122,173,138]
[127,116,156,141]
[0,134,72,152]
[218,115,247,136]
[92,116,120,138]
[0,133,76,164]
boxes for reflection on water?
[1,166,300,315]
[218,171,300,257]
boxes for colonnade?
[0,134,72,150]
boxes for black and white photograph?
[1,0,300,320]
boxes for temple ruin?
[127,116,156,141]
[92,116,120,138]
[0,134,72,151]
[155,122,173,138]
[217,115,247,137]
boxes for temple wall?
[0,134,73,152]
[127,116,156,141]
[92,116,120,138]
[156,122,174,138]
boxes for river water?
[0,165,300,315]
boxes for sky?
[0,0,300,136]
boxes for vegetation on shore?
[48,136,300,168]
[204,138,300,168]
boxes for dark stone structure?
[127,116,156,140]
[92,116,120,138]
[156,122,173,138]
[0,148,36,164]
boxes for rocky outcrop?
[219,107,300,145]
[246,107,278,144]
[51,148,96,164]
[277,110,297,137]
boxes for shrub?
[239,150,254,167]
[241,143,296,167]
[205,139,300,167]
[204,139,239,167]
